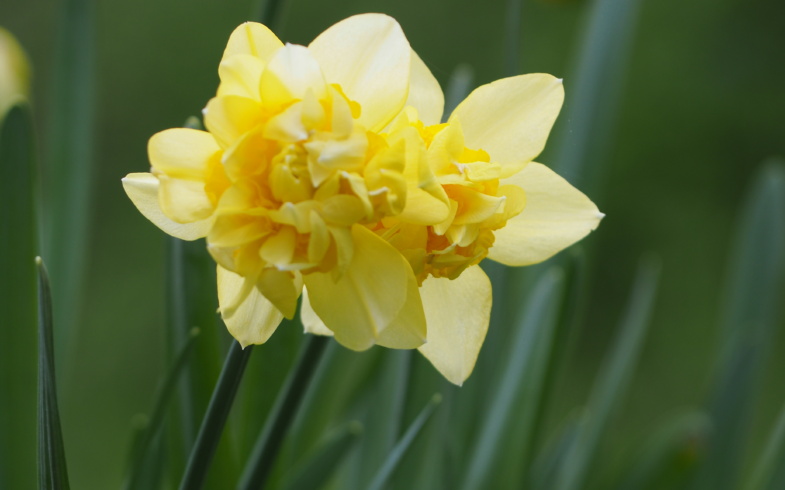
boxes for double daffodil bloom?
[123,14,602,385]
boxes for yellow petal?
[157,174,214,223]
[256,268,302,319]
[263,101,308,142]
[148,128,220,178]
[417,265,491,385]
[259,44,327,111]
[0,27,31,116]
[300,287,335,337]
[122,173,213,240]
[302,225,409,351]
[395,126,450,224]
[222,22,284,63]
[259,227,296,266]
[404,49,443,126]
[309,13,410,131]
[376,264,426,349]
[218,54,265,100]
[203,95,263,148]
[449,74,564,165]
[488,162,603,266]
[209,212,272,248]
[217,266,284,346]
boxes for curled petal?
[418,265,492,386]
[303,225,409,351]
[376,265,426,349]
[203,95,264,149]
[394,125,450,225]
[256,268,302,319]
[217,266,284,347]
[450,74,564,165]
[148,128,221,177]
[301,270,426,350]
[122,173,213,240]
[259,44,328,111]
[309,13,411,131]
[157,174,214,223]
[301,287,335,337]
[488,162,603,266]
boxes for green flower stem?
[179,341,253,490]
[504,0,522,76]
[238,335,330,490]
[255,0,285,26]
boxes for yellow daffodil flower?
[123,13,602,385]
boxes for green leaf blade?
[279,422,363,490]
[461,267,565,490]
[553,0,645,194]
[694,160,785,490]
[36,258,71,490]
[42,0,96,367]
[367,394,442,490]
[0,102,38,490]
[555,256,661,490]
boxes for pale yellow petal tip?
[0,27,32,111]
[34,256,43,266]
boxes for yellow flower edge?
[122,13,603,386]
[0,27,32,117]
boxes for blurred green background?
[2,0,785,488]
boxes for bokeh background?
[2,0,785,488]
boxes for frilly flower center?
[376,117,527,285]
[206,84,409,286]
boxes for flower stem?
[237,335,330,490]
[254,0,285,26]
[179,341,253,490]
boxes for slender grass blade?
[254,0,286,27]
[367,394,442,490]
[36,258,71,490]
[555,256,661,490]
[692,161,785,490]
[530,415,581,489]
[278,422,363,490]
[125,328,200,490]
[553,0,644,194]
[284,343,380,471]
[0,103,38,489]
[503,0,523,76]
[617,411,710,490]
[388,349,457,490]
[745,401,785,490]
[42,0,96,367]
[461,268,565,490]
[347,350,411,488]
[124,417,166,490]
